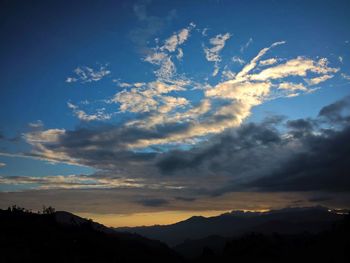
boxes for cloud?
[126,40,336,149]
[28,120,44,129]
[3,25,343,214]
[67,102,111,122]
[0,174,144,190]
[259,58,278,66]
[155,96,350,196]
[144,23,195,81]
[278,82,307,91]
[247,125,350,192]
[250,57,338,81]
[27,39,339,154]
[341,73,350,80]
[161,23,195,52]
[66,64,111,83]
[175,196,196,202]
[305,74,334,85]
[137,198,169,207]
[0,162,6,168]
[235,41,286,80]
[111,81,187,113]
[176,48,184,60]
[4,95,350,213]
[204,33,232,76]
[232,56,245,65]
[240,37,253,53]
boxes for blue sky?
[0,0,350,225]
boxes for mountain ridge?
[116,206,344,246]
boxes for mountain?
[0,208,183,263]
[1,206,348,262]
[116,206,344,248]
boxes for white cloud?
[0,175,144,190]
[25,128,65,144]
[28,120,43,129]
[161,23,195,52]
[339,56,343,63]
[341,73,350,80]
[65,77,77,83]
[222,69,237,80]
[305,74,334,85]
[204,33,232,62]
[67,102,111,122]
[235,41,286,80]
[259,58,278,66]
[250,57,338,81]
[204,33,232,76]
[112,81,187,113]
[240,37,253,53]
[278,82,307,91]
[232,56,245,65]
[144,23,195,81]
[124,41,338,149]
[29,29,339,155]
[177,48,184,60]
[66,64,111,83]
[0,162,6,168]
[201,28,208,36]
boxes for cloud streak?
[66,64,111,83]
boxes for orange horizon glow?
[76,209,272,227]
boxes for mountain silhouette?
[0,207,183,263]
[1,206,348,262]
[116,206,343,247]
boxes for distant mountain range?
[1,206,348,262]
[116,206,344,257]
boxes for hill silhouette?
[0,206,183,263]
[1,206,349,262]
[117,206,343,247]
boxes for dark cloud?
[157,120,282,175]
[156,96,350,196]
[286,118,315,138]
[318,95,350,125]
[175,197,196,202]
[239,96,350,193]
[247,124,350,192]
[137,198,169,207]
[308,195,333,202]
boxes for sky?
[1,0,350,226]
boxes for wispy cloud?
[0,174,144,190]
[66,64,110,83]
[144,23,195,81]
[341,73,350,80]
[259,58,278,66]
[232,56,245,65]
[29,36,339,154]
[67,102,111,122]
[204,33,231,76]
[240,37,253,53]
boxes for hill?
[0,207,183,263]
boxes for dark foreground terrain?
[1,206,349,262]
[0,207,182,263]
